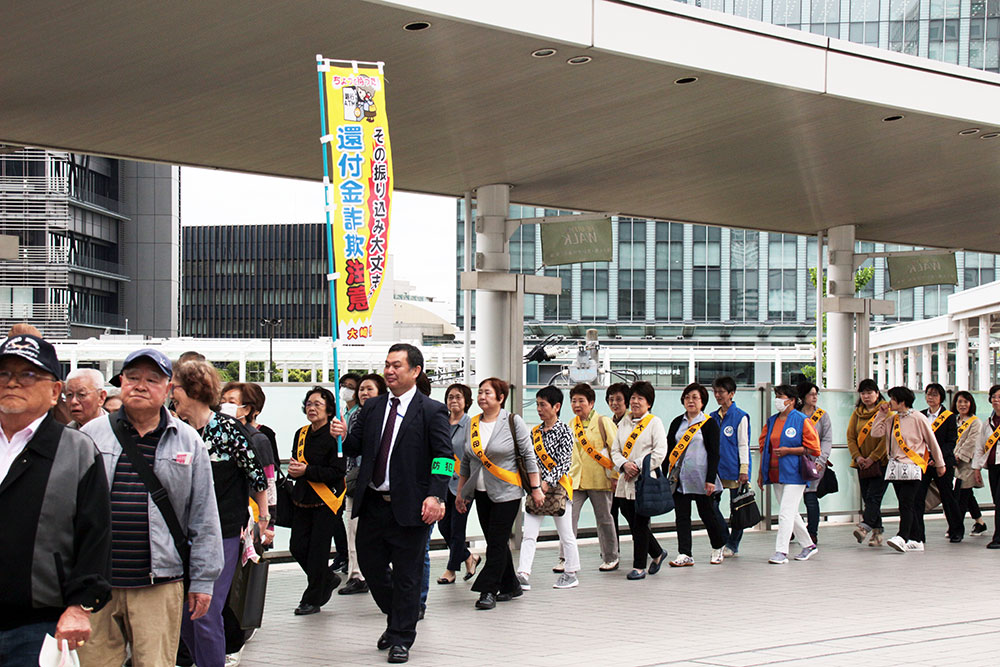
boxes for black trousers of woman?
[858,473,888,530]
[990,465,1000,543]
[892,480,921,542]
[955,480,983,522]
[674,492,727,557]
[438,490,472,572]
[471,491,521,595]
[290,504,338,606]
[617,498,664,570]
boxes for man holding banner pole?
[330,343,451,664]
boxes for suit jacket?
[921,408,957,462]
[344,390,452,526]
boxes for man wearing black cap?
[0,335,112,666]
[79,348,223,667]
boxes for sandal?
[436,574,456,585]
[463,554,481,581]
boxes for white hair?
[65,368,107,390]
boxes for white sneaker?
[599,559,620,571]
[225,649,244,667]
[768,551,788,564]
[551,558,565,573]
[906,540,925,552]
[669,554,695,567]
[553,573,579,589]
[794,545,818,561]
[516,572,531,590]
[710,548,724,565]
[887,535,907,552]
[722,546,737,558]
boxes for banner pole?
[317,57,343,457]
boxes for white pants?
[518,510,580,575]
[773,483,813,554]
[345,496,364,580]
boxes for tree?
[801,267,876,382]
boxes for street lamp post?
[259,318,283,382]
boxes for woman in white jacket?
[951,391,989,536]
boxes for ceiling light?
[531,48,557,58]
[402,21,431,31]
[958,128,981,136]
[980,132,1000,139]
[882,115,904,122]
[566,56,592,65]
[674,76,698,84]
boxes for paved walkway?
[240,520,1000,667]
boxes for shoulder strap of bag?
[110,414,190,564]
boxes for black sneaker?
[475,592,496,610]
[338,578,368,595]
[973,522,988,535]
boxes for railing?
[69,188,121,214]
[69,308,125,329]
[71,255,126,276]
[10,246,70,264]
[0,175,69,195]
[0,303,68,320]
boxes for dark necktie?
[373,397,400,488]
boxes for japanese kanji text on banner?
[319,61,393,341]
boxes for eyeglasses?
[304,401,326,408]
[0,370,55,386]
[63,390,94,401]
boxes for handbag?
[800,454,823,481]
[525,483,568,516]
[510,414,534,494]
[635,453,675,517]
[227,558,270,629]
[729,483,762,530]
[274,467,295,528]
[857,460,883,479]
[816,462,839,498]
[885,458,923,481]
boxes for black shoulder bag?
[110,414,191,589]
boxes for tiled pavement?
[239,520,1000,666]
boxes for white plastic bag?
[38,635,80,667]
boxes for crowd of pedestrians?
[2,325,1000,666]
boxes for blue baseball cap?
[119,348,173,381]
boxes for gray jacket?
[448,414,471,496]
[460,409,539,503]
[82,411,224,595]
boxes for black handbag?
[816,462,839,498]
[274,467,295,528]
[227,557,270,629]
[635,453,675,517]
[729,483,762,530]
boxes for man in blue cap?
[79,349,223,667]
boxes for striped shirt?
[109,409,173,588]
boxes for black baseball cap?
[0,334,63,380]
[113,348,173,386]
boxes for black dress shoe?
[418,607,425,621]
[987,540,1000,549]
[950,534,964,543]
[294,603,320,616]
[387,645,409,663]
[495,589,523,602]
[377,631,392,650]
[475,592,496,609]
[318,572,342,606]
[338,578,369,595]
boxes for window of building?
[544,266,572,321]
[923,285,955,317]
[768,233,797,321]
[694,0,726,12]
[692,226,721,320]
[655,222,683,320]
[581,263,609,320]
[618,219,646,321]
[696,361,755,386]
[773,0,802,28]
[964,251,996,287]
[928,0,961,63]
[733,0,764,20]
[969,0,1000,72]
[811,0,841,36]
[730,230,759,321]
[850,0,881,45]
[889,0,920,55]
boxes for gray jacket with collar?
[459,409,539,503]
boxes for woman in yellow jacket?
[846,379,889,547]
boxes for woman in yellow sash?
[435,383,480,585]
[985,385,1000,549]
[951,391,988,538]
[456,377,542,610]
[870,386,945,553]
[847,379,889,547]
[611,381,668,580]
[797,381,833,545]
[287,386,347,615]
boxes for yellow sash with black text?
[857,412,878,447]
[666,416,709,474]
[892,415,929,473]
[622,414,653,460]
[957,415,978,442]
[531,425,573,500]
[930,410,953,432]
[809,408,826,424]
[985,421,1000,454]
[571,416,615,471]
[295,425,346,513]
[469,415,522,487]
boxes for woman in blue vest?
[758,385,821,565]
[710,376,751,557]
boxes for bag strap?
[110,413,191,564]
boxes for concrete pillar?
[102,360,114,383]
[775,350,783,385]
[474,184,511,383]
[937,342,949,387]
[282,365,288,383]
[956,318,970,390]
[921,344,933,390]
[826,225,855,390]
[893,349,904,389]
[69,352,78,373]
[688,349,696,385]
[907,347,918,389]
[979,315,991,391]
[877,352,886,389]
[321,349,330,384]
[238,353,246,382]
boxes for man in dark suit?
[330,343,451,664]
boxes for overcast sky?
[181,167,458,317]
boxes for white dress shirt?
[373,384,418,492]
[0,413,47,483]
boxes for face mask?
[340,387,355,405]
[774,397,788,413]
[219,402,239,417]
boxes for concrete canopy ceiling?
[4,0,1000,251]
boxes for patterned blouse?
[201,413,268,493]
[534,421,574,486]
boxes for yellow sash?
[667,417,709,474]
[809,408,826,424]
[857,412,878,447]
[930,410,953,432]
[296,425,346,514]
[531,425,573,500]
[622,414,653,460]
[957,416,978,441]
[571,416,615,470]
[985,422,1000,453]
[892,416,929,473]
[469,415,522,487]
[453,457,461,476]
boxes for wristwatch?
[530,485,540,490]
[432,496,446,505]
[258,514,270,522]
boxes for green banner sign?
[541,218,613,266]
[886,253,958,290]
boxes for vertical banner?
[317,58,393,341]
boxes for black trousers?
[438,490,472,572]
[858,473,888,530]
[990,465,1000,542]
[674,492,727,557]
[331,507,348,559]
[356,489,428,648]
[955,480,983,521]
[892,480,921,542]
[470,491,521,595]
[616,498,664,570]
[914,458,962,541]
[289,504,337,606]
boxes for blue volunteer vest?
[763,409,809,485]
[711,404,751,482]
